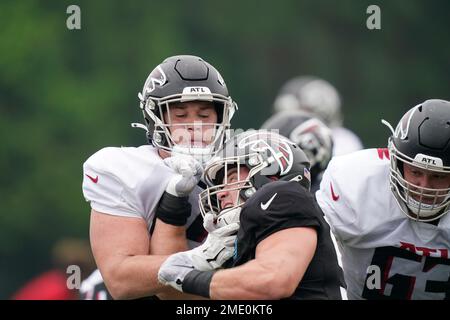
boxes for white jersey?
[82,145,203,234]
[331,127,363,157]
[81,145,206,300]
[79,269,110,300]
[316,148,450,300]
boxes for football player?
[81,55,238,299]
[272,76,362,156]
[316,99,450,299]
[261,111,333,192]
[158,130,344,299]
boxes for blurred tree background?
[0,0,449,298]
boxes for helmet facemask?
[388,138,450,222]
[140,89,237,164]
[199,153,267,221]
[134,56,238,164]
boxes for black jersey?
[230,180,344,299]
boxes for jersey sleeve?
[315,149,392,243]
[315,155,359,242]
[82,148,142,217]
[242,182,321,245]
[82,147,172,220]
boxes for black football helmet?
[134,55,237,162]
[384,99,450,222]
[261,110,333,186]
[199,130,311,219]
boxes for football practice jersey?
[82,145,203,234]
[79,269,112,300]
[230,180,344,299]
[81,145,206,300]
[316,148,450,300]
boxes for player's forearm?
[209,260,293,300]
[150,219,189,254]
[106,254,199,300]
[104,254,170,299]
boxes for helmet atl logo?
[238,132,293,175]
[394,106,418,140]
[143,66,167,95]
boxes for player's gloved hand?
[190,218,240,271]
[158,210,241,296]
[187,208,241,271]
[155,155,203,226]
[203,207,241,231]
[158,251,196,292]
[158,250,217,298]
[164,155,203,197]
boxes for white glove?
[158,220,239,292]
[190,221,240,271]
[204,207,242,231]
[158,251,196,292]
[164,155,203,197]
[158,211,241,292]
[188,208,241,271]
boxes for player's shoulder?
[327,148,390,177]
[83,145,167,181]
[316,148,393,236]
[256,180,311,200]
[322,148,391,198]
[244,180,317,220]
[82,144,173,218]
[84,145,160,169]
